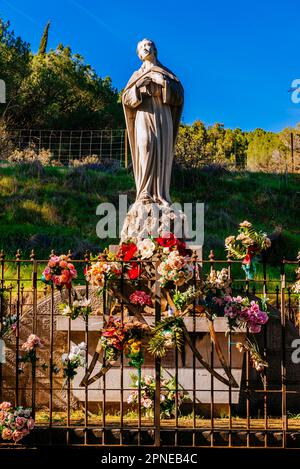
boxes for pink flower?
[0,410,7,423]
[53,275,62,286]
[12,429,24,442]
[27,417,35,430]
[255,311,268,324]
[233,295,243,303]
[21,428,30,438]
[213,297,224,306]
[248,323,261,334]
[0,401,12,411]
[129,290,152,307]
[15,416,26,430]
[1,427,13,440]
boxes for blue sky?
[1,0,300,131]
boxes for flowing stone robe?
[122,62,184,206]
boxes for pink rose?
[21,428,30,437]
[15,416,26,430]
[0,410,7,423]
[27,417,35,430]
[0,401,12,411]
[1,427,13,440]
[12,429,24,442]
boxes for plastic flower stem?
[181,323,239,388]
[208,321,239,388]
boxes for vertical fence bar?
[192,252,197,446]
[280,258,287,447]
[102,270,107,445]
[227,255,232,447]
[262,255,268,447]
[124,129,128,169]
[84,251,90,445]
[31,251,37,420]
[0,250,5,403]
[209,251,215,446]
[154,258,161,446]
[15,250,21,407]
[120,260,124,445]
[49,279,55,444]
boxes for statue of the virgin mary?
[120,39,185,240]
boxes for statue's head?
[136,38,157,62]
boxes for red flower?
[156,232,178,248]
[243,246,257,264]
[127,262,141,280]
[118,242,138,261]
[176,238,187,256]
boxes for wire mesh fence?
[1,129,129,166]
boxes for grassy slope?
[0,165,299,265]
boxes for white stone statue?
[121,39,185,240]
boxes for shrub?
[8,146,52,166]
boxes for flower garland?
[225,221,271,279]
[85,232,192,289]
[0,402,35,443]
[41,255,77,289]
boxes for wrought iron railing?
[0,250,299,448]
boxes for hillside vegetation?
[0,164,299,262]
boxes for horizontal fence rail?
[0,250,299,448]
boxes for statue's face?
[137,40,156,62]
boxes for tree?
[38,21,50,55]
[15,44,123,129]
[0,18,31,126]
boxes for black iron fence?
[0,250,300,448]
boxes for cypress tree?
[38,21,50,55]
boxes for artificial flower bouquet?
[0,402,35,443]
[20,334,43,365]
[127,373,186,419]
[98,316,150,368]
[41,254,77,289]
[225,220,271,279]
[59,297,92,320]
[61,342,86,381]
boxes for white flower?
[142,398,153,409]
[137,238,156,259]
[61,353,68,364]
[80,298,91,307]
[78,342,87,350]
[68,352,77,362]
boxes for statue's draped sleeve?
[122,85,142,108]
[122,65,184,162]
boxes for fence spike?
[16,249,21,260]
[30,249,36,261]
[209,250,215,261]
[0,249,4,261]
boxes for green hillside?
[0,164,299,263]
